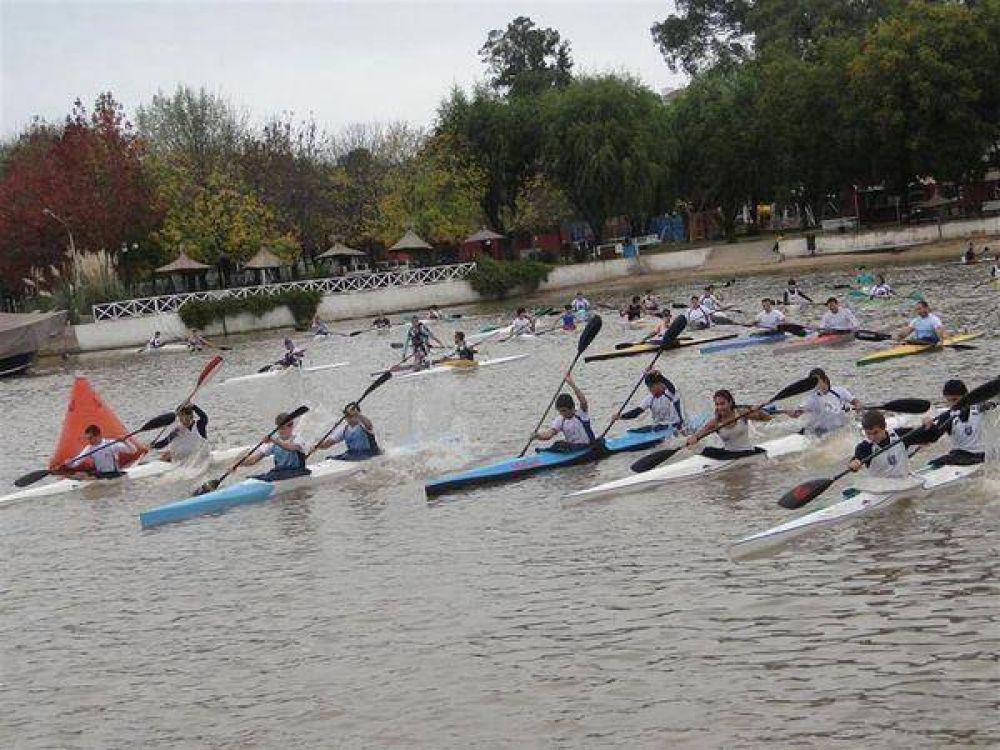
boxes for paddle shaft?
[305,373,391,459]
[147,356,223,450]
[206,406,308,491]
[518,352,585,457]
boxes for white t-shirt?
[699,294,721,312]
[820,307,859,331]
[684,307,712,328]
[511,316,534,334]
[756,309,785,329]
[68,439,134,474]
[640,391,683,427]
[550,410,593,445]
[870,283,892,298]
[800,386,854,434]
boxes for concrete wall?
[539,247,712,290]
[780,216,1000,257]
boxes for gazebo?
[388,230,433,266]
[461,227,506,261]
[155,250,211,292]
[317,241,368,274]
[244,246,287,285]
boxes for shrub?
[467,256,553,300]
[179,288,322,331]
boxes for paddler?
[531,374,596,452]
[451,331,476,361]
[315,402,381,461]
[683,296,713,330]
[963,241,975,264]
[427,304,443,320]
[243,412,307,477]
[403,315,443,368]
[755,298,786,331]
[560,304,578,332]
[372,313,391,331]
[571,292,591,315]
[613,371,684,433]
[783,279,814,305]
[62,424,143,480]
[622,295,643,322]
[277,337,305,369]
[818,297,860,333]
[685,390,771,459]
[640,310,673,344]
[510,307,536,336]
[699,285,723,313]
[641,290,660,313]
[788,368,862,437]
[848,410,909,478]
[186,329,209,351]
[147,331,164,350]
[869,274,893,298]
[896,300,946,344]
[312,314,332,336]
[855,267,876,286]
[151,403,208,462]
[920,379,989,468]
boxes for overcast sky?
[1,1,684,138]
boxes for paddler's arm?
[743,406,772,423]
[685,417,718,446]
[895,322,915,341]
[564,374,587,413]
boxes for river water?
[2,261,998,748]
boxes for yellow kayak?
[856,333,982,367]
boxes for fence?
[92,262,477,321]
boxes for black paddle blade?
[365,370,393,394]
[390,342,404,349]
[777,323,807,337]
[962,376,1000,408]
[284,405,310,423]
[141,412,178,431]
[779,478,834,509]
[577,315,603,352]
[630,446,681,473]
[873,398,931,414]
[855,330,891,342]
[770,375,818,403]
[614,342,637,350]
[13,468,52,488]
[659,315,687,347]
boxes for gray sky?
[1,1,684,138]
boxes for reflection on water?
[0,262,997,747]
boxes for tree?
[540,75,671,241]
[480,16,573,97]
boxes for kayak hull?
[855,333,982,367]
[424,427,679,498]
[221,361,348,386]
[395,354,530,381]
[700,333,788,354]
[585,333,738,362]
[772,332,853,353]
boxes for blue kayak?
[424,426,678,498]
[140,480,273,529]
[699,332,787,354]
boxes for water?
[2,262,998,747]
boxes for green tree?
[480,16,573,97]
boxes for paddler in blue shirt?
[896,300,946,344]
[403,315,444,368]
[531,374,596,452]
[243,412,307,477]
[559,305,577,332]
[315,403,381,461]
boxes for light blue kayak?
[424,426,678,498]
[699,333,787,354]
[140,480,273,529]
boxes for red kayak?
[772,332,854,353]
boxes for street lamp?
[42,208,80,289]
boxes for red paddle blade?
[198,355,224,386]
[778,478,833,509]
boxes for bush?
[179,288,322,331]
[467,256,553,300]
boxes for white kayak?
[729,463,983,557]
[394,354,530,381]
[0,444,251,510]
[220,361,348,387]
[140,455,376,528]
[565,433,811,501]
[466,325,512,346]
[140,343,190,354]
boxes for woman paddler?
[62,425,144,480]
[685,390,771,460]
[788,368,861,437]
[151,404,208,463]
[243,412,308,479]
[531,374,596,453]
[315,403,381,461]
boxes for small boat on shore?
[0,311,67,377]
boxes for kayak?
[584,332,738,362]
[729,463,983,557]
[856,333,982,367]
[772,332,854,353]
[220,361,348,386]
[564,433,812,501]
[467,325,512,346]
[0,445,250,510]
[395,354,530,381]
[700,332,788,354]
[140,343,190,354]
[139,456,374,528]
[424,426,680,498]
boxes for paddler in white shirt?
[532,374,596,452]
[699,285,723,313]
[612,371,685,433]
[683,296,713,330]
[427,304,443,321]
[896,300,946,344]
[869,274,893,298]
[147,331,164,350]
[510,307,536,336]
[818,297,860,333]
[849,410,909,478]
[62,424,143,480]
[921,379,989,468]
[783,278,814,305]
[641,290,661,313]
[685,389,771,459]
[314,402,381,461]
[151,404,208,463]
[788,368,862,437]
[755,298,786,331]
[571,292,591,315]
[243,412,308,477]
[186,329,210,351]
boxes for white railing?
[92,262,477,321]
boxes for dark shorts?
[928,450,985,468]
[251,467,310,482]
[701,446,764,461]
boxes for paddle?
[304,372,393,460]
[867,398,932,414]
[147,354,225,451]
[707,312,809,338]
[518,315,603,457]
[595,316,687,448]
[630,374,819,473]
[13,412,177,488]
[778,376,1000,509]
[854,329,892,342]
[194,405,309,495]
